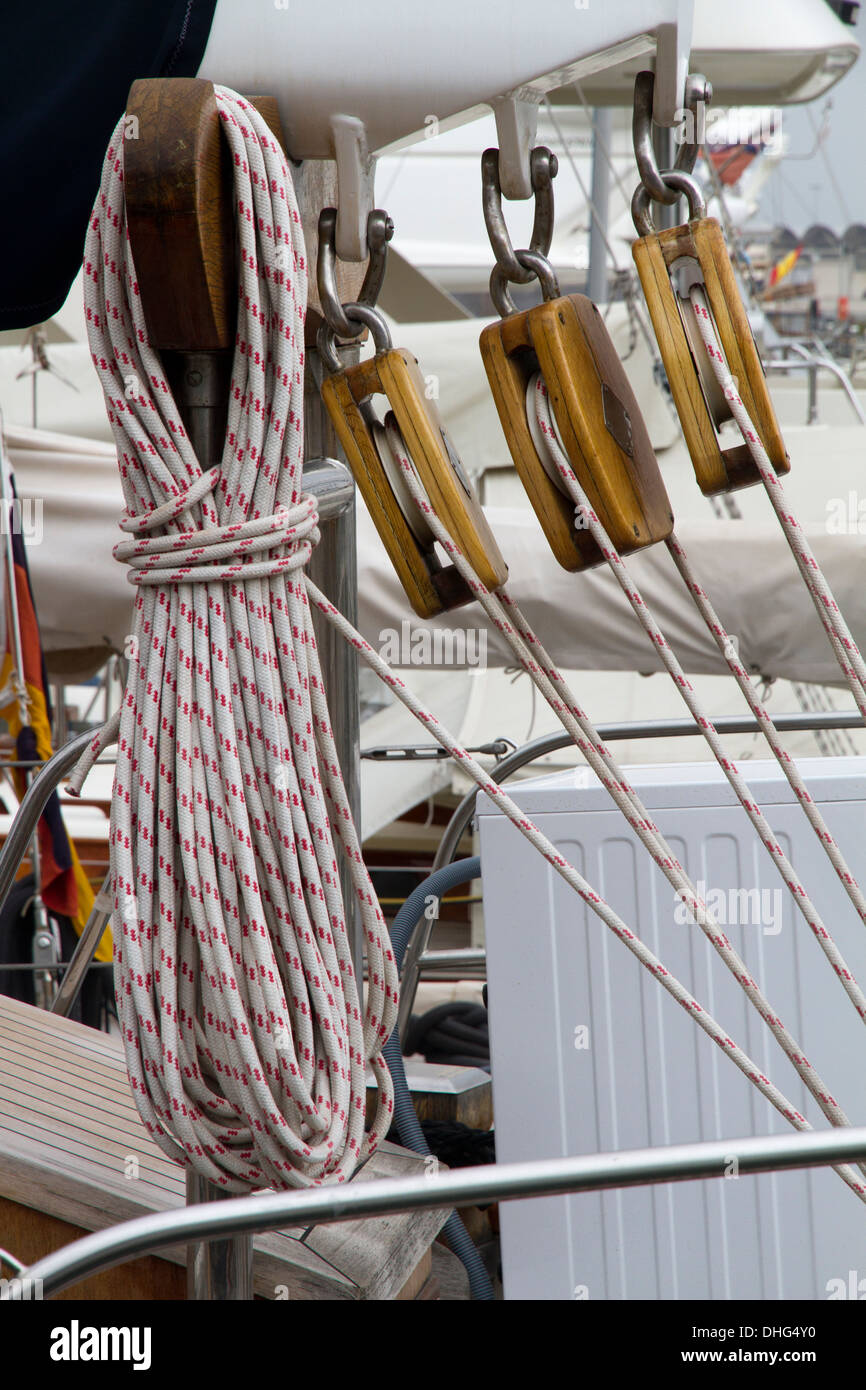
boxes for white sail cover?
[4,417,866,688]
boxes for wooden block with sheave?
[480,294,674,570]
[322,347,508,618]
[632,216,790,496]
[123,77,367,352]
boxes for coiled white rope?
[81,88,398,1192]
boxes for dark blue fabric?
[0,0,218,330]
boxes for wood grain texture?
[321,372,448,618]
[366,1061,493,1129]
[124,79,366,351]
[480,295,674,572]
[125,79,236,351]
[0,996,446,1300]
[290,157,368,347]
[633,218,790,496]
[0,1196,186,1300]
[396,1251,434,1300]
[378,351,508,593]
[411,1081,493,1129]
[430,1241,471,1299]
[323,347,508,614]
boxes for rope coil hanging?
[81,87,398,1192]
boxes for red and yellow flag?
[768,246,802,288]
[0,489,111,961]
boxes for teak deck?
[0,995,445,1299]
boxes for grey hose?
[385,856,494,1300]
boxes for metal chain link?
[316,205,394,341]
[630,69,711,235]
[317,300,392,375]
[482,145,562,317]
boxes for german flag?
[0,480,111,963]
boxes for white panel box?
[477,758,866,1301]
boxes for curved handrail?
[4,1126,866,1299]
[764,344,866,426]
[0,729,95,913]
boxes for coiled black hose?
[406,1000,490,1070]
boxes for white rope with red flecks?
[79,85,866,1205]
[688,283,866,717]
[518,378,866,1032]
[306,576,866,1201]
[318,292,866,1198]
[377,412,866,1201]
[79,87,399,1192]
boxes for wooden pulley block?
[124,78,288,350]
[123,78,366,350]
[479,293,674,571]
[320,310,508,618]
[632,214,790,496]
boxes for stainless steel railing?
[3,684,865,1298]
[6,711,865,1024]
[4,1124,866,1299]
[764,343,866,426]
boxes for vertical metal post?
[164,352,233,473]
[807,299,820,424]
[290,153,367,975]
[0,469,59,1009]
[807,362,819,425]
[184,1172,254,1300]
[169,349,255,1303]
[30,831,58,1010]
[50,681,68,748]
[587,108,612,305]
[304,348,364,977]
